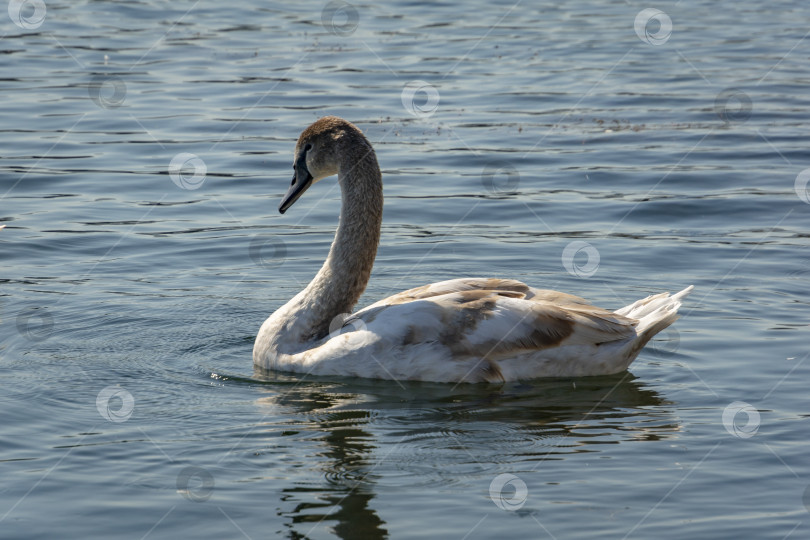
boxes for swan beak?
[279,163,313,214]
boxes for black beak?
[279,157,313,214]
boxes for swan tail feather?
[618,285,693,357]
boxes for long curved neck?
[280,147,383,346]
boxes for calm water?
[2,0,809,538]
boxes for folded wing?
[346,278,637,362]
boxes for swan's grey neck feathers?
[278,118,383,346]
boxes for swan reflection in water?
[248,368,680,539]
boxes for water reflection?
[250,369,678,539]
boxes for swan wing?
[333,285,637,381]
[360,277,593,310]
[360,278,531,309]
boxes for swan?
[253,116,693,383]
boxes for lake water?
[2,0,809,538]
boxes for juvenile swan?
[253,116,693,383]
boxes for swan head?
[280,116,363,214]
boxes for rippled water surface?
[2,0,810,538]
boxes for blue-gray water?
[2,0,809,538]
